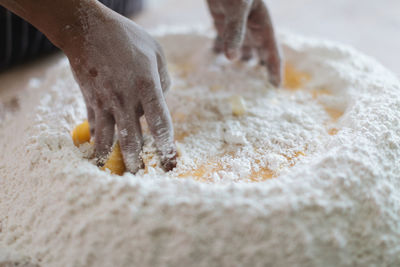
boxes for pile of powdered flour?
[1,28,400,267]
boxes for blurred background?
[138,0,400,75]
[1,0,399,80]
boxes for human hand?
[64,3,176,173]
[206,0,282,86]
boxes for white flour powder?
[1,28,400,266]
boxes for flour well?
[1,28,400,266]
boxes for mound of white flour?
[1,28,400,266]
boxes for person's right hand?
[206,0,282,87]
[63,2,177,174]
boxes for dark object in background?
[0,0,144,72]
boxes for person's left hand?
[206,0,282,87]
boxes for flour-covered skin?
[207,0,282,86]
[65,3,177,173]
[0,0,177,173]
[0,0,280,172]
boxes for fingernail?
[161,156,177,172]
[124,155,144,174]
[226,48,240,60]
[269,74,281,87]
[160,148,177,172]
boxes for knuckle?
[122,142,142,155]
[142,94,158,106]
[135,76,155,91]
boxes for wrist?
[0,0,105,52]
[48,0,104,51]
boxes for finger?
[156,52,171,93]
[206,0,225,53]
[94,111,115,166]
[222,3,251,60]
[214,35,224,54]
[140,77,177,172]
[213,18,225,54]
[81,92,96,136]
[248,1,282,86]
[241,33,253,61]
[87,105,96,137]
[259,47,282,87]
[114,110,144,174]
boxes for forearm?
[0,0,100,49]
